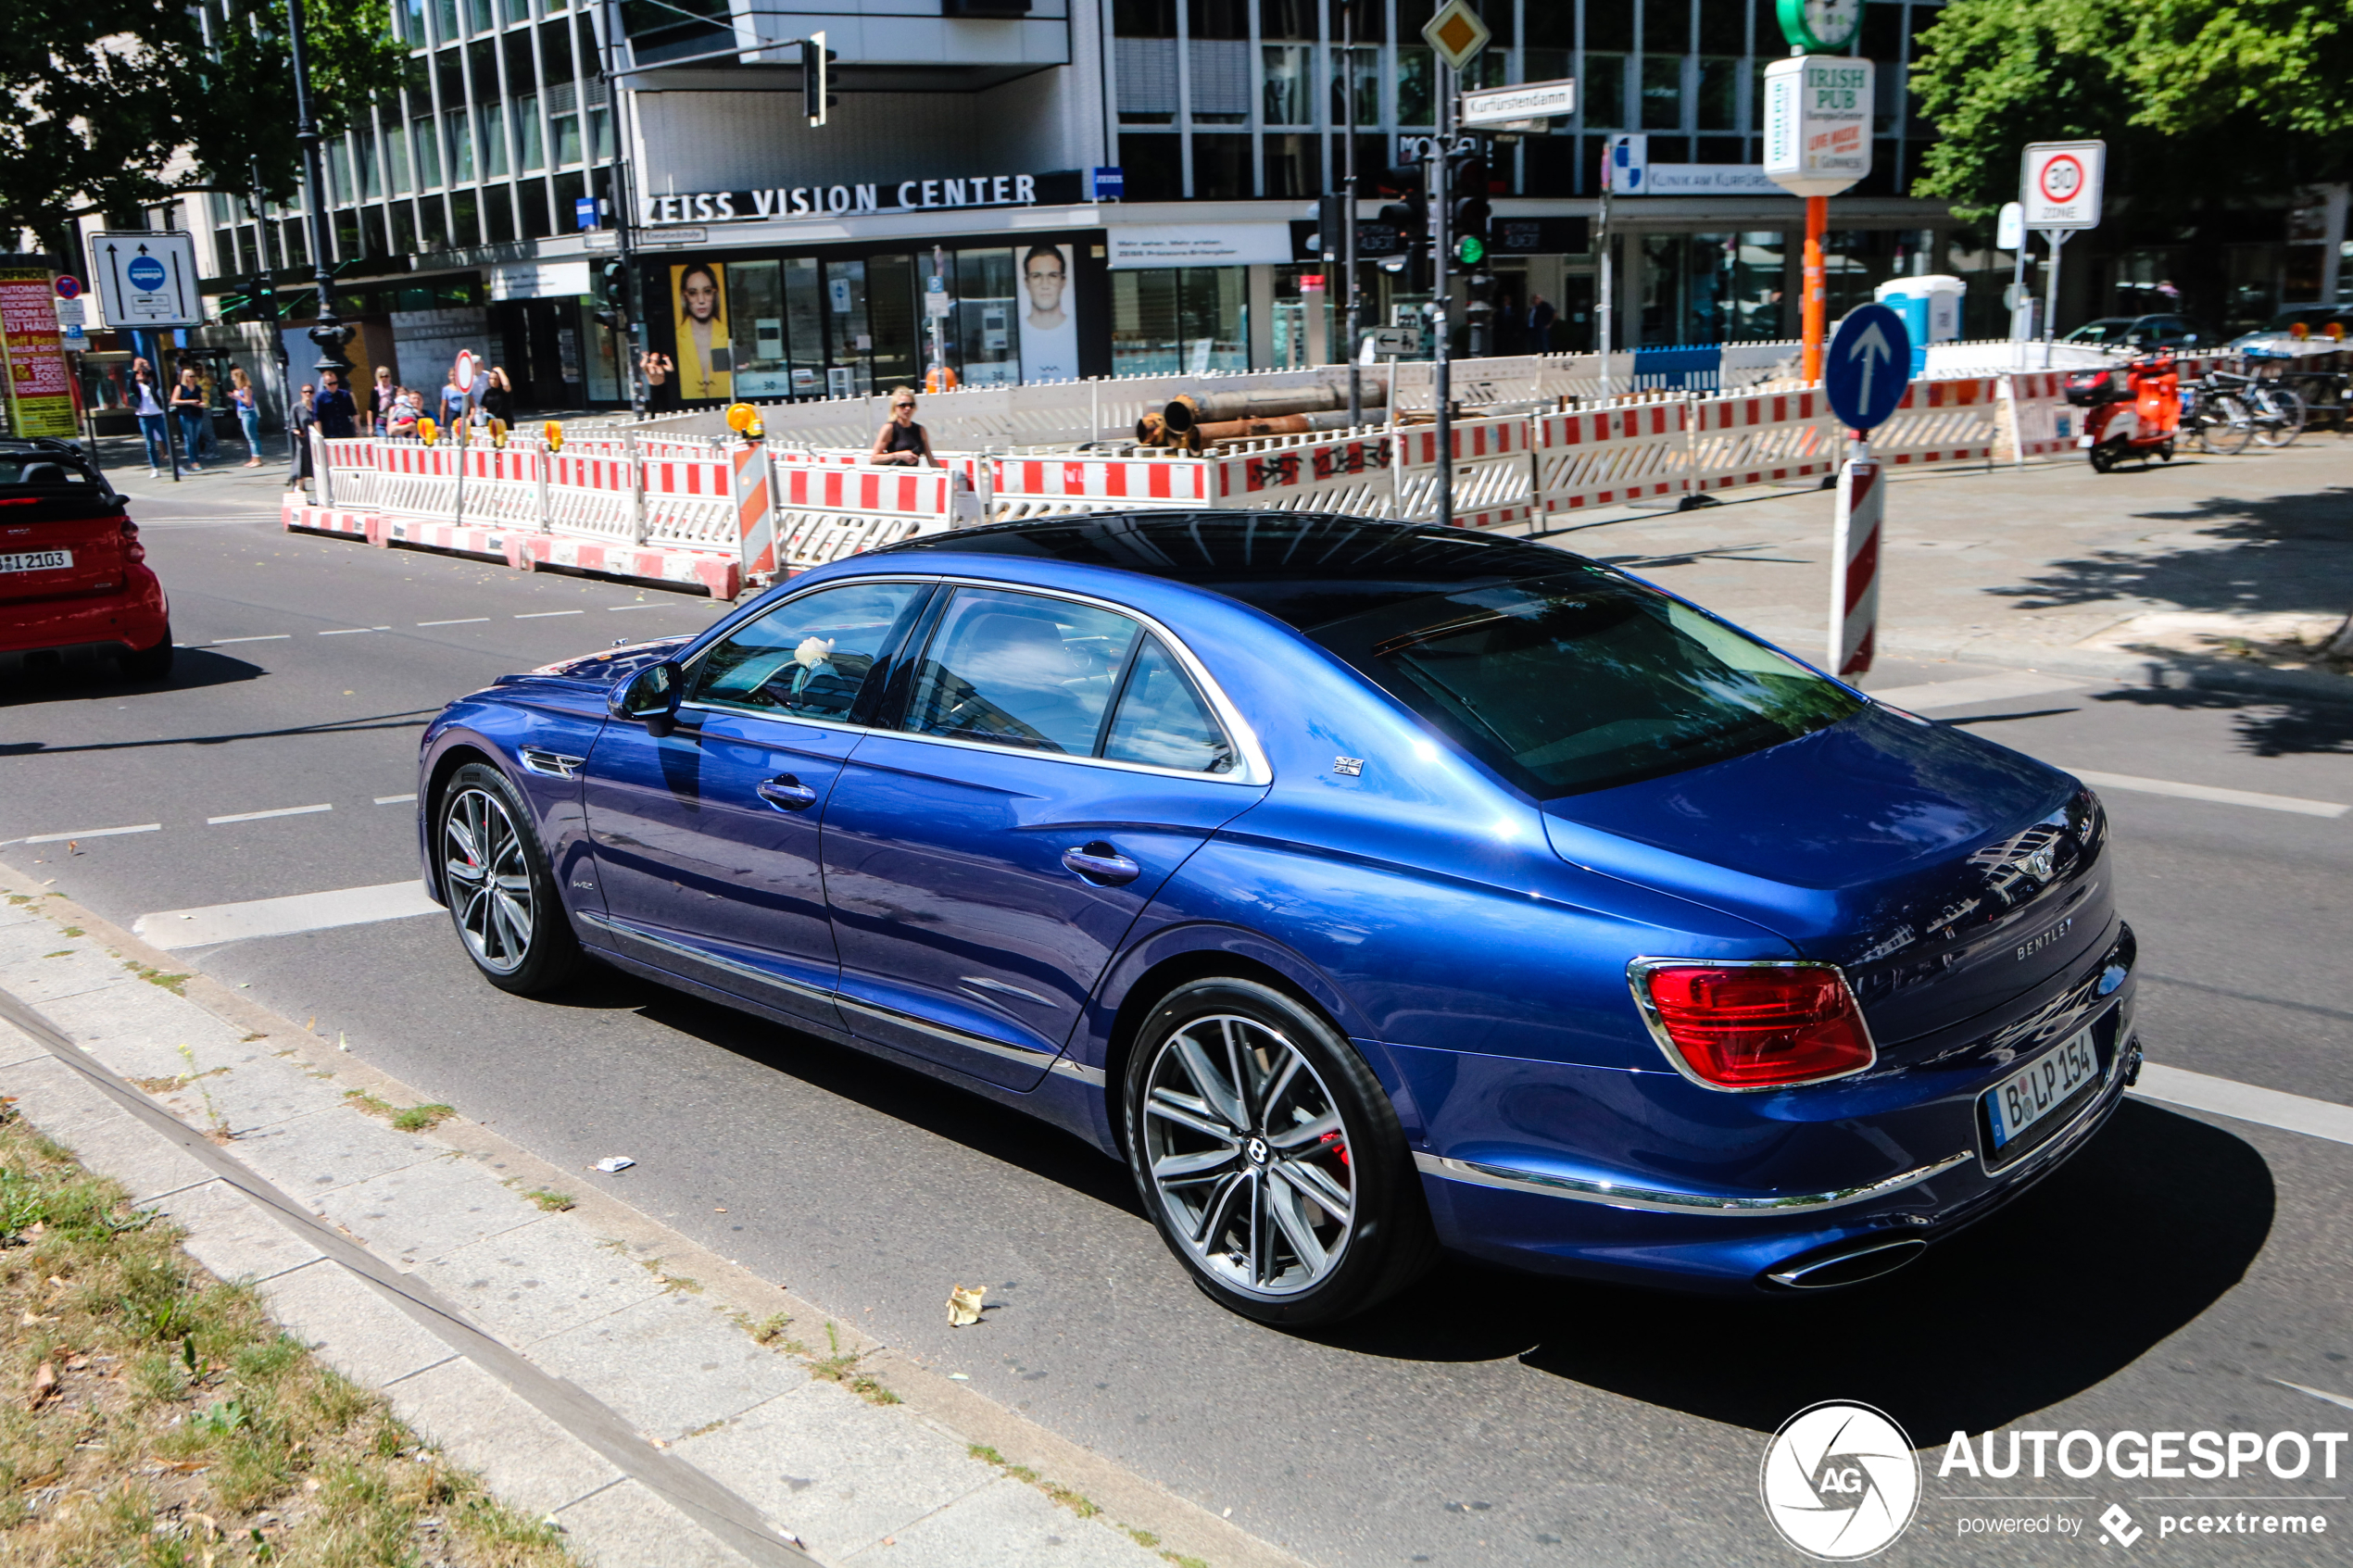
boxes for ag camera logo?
[1760,1401,1921,1559]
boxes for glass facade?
[1111,0,1946,200]
[204,0,619,278]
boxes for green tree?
[1909,0,2350,222]
[0,0,401,269]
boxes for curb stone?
[0,871,1310,1568]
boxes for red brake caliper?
[1319,1130,1349,1167]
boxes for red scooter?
[2068,352,2180,471]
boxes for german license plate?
[1984,1028,2101,1149]
[0,549,70,573]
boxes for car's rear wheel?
[1123,978,1435,1326]
[437,762,584,995]
[117,623,174,683]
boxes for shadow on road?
[0,646,264,709]
[1991,485,2353,620]
[2087,684,2353,758]
[1317,1101,2271,1436]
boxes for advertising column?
[0,266,79,440]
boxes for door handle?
[756,775,821,812]
[1062,841,1140,885]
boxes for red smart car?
[1,439,171,681]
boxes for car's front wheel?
[1123,978,1435,1326]
[436,762,584,996]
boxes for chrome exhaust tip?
[1762,1235,1930,1291]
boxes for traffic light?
[1315,193,1350,258]
[1448,151,1491,268]
[1375,165,1431,292]
[1465,269,1497,356]
[595,259,628,328]
[802,30,838,127]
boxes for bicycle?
[2179,376,2256,455]
[2202,368,2302,447]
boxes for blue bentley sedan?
[417,512,2139,1324]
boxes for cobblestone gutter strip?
[0,871,1308,1568]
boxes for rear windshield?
[0,449,106,489]
[1307,568,1863,798]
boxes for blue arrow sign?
[125,255,168,291]
[1825,303,1912,433]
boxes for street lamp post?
[284,0,351,379]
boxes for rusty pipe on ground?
[1161,380,1390,435]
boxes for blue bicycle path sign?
[1825,304,1913,433]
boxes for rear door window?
[1101,636,1235,773]
[903,588,1139,755]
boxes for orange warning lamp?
[544,420,564,452]
[726,402,764,440]
[418,417,439,445]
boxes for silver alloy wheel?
[1140,1013,1355,1297]
[443,785,535,974]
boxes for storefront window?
[1641,232,1788,345]
[952,249,1020,388]
[867,254,919,391]
[824,257,874,395]
[728,260,792,398]
[1112,268,1247,376]
[786,257,824,397]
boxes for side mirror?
[610,660,684,736]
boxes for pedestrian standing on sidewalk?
[479,365,514,437]
[438,368,469,429]
[371,366,398,435]
[315,370,359,440]
[287,383,319,488]
[192,360,223,464]
[128,360,170,476]
[869,387,937,466]
[230,368,264,467]
[170,367,208,471]
[387,389,420,439]
[1528,294,1556,353]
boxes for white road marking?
[374,793,418,805]
[2277,1381,2353,1415]
[6,823,163,847]
[131,880,442,950]
[1868,671,2084,711]
[517,609,585,619]
[318,628,377,635]
[2065,769,2347,820]
[2131,1063,2353,1146]
[417,617,490,626]
[207,803,333,825]
[607,603,674,611]
[208,633,292,646]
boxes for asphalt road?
[6,483,2351,1567]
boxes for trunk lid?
[0,477,131,606]
[1542,705,2110,1047]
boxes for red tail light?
[120,519,145,564]
[1630,962,1875,1089]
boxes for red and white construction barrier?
[1534,401,1692,516]
[1827,449,1882,679]
[2000,372,2076,460]
[1687,386,1841,494]
[988,453,1214,520]
[772,461,964,569]
[1394,413,1536,531]
[1867,376,1999,467]
[1211,428,1395,515]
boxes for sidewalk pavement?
[0,871,1300,1568]
[1537,436,2353,708]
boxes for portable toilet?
[1874,275,1967,373]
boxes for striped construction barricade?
[1534,401,1692,516]
[1687,386,1841,495]
[1999,371,2077,461]
[1211,428,1396,517]
[457,443,547,530]
[638,443,737,554]
[1392,412,1538,531]
[773,462,963,569]
[985,452,1213,521]
[1867,376,1998,467]
[375,440,464,520]
[543,448,641,546]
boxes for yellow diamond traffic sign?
[1420,0,1491,72]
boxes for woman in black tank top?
[871,387,937,466]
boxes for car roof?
[868,509,1597,633]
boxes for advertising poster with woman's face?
[670,261,733,401]
[1016,245,1078,384]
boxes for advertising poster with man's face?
[670,261,733,401]
[1017,245,1078,384]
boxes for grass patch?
[0,1102,581,1565]
[343,1091,455,1132]
[805,1322,900,1406]
[59,927,83,938]
[126,962,191,995]
[524,1189,575,1213]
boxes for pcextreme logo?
[1760,1401,1922,1560]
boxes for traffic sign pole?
[1431,66,1453,531]
[2041,230,2070,370]
[1802,196,1828,383]
[1820,303,1913,681]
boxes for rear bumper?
[1403,927,2140,1293]
[0,568,169,657]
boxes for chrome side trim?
[1412,1148,1973,1215]
[577,911,837,1007]
[1624,957,1879,1093]
[831,991,1060,1068]
[1049,1056,1109,1087]
[960,975,1058,1008]
[519,746,585,780]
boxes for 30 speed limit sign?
[2020,140,2104,230]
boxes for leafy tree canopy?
[0,0,402,265]
[1909,0,2351,225]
